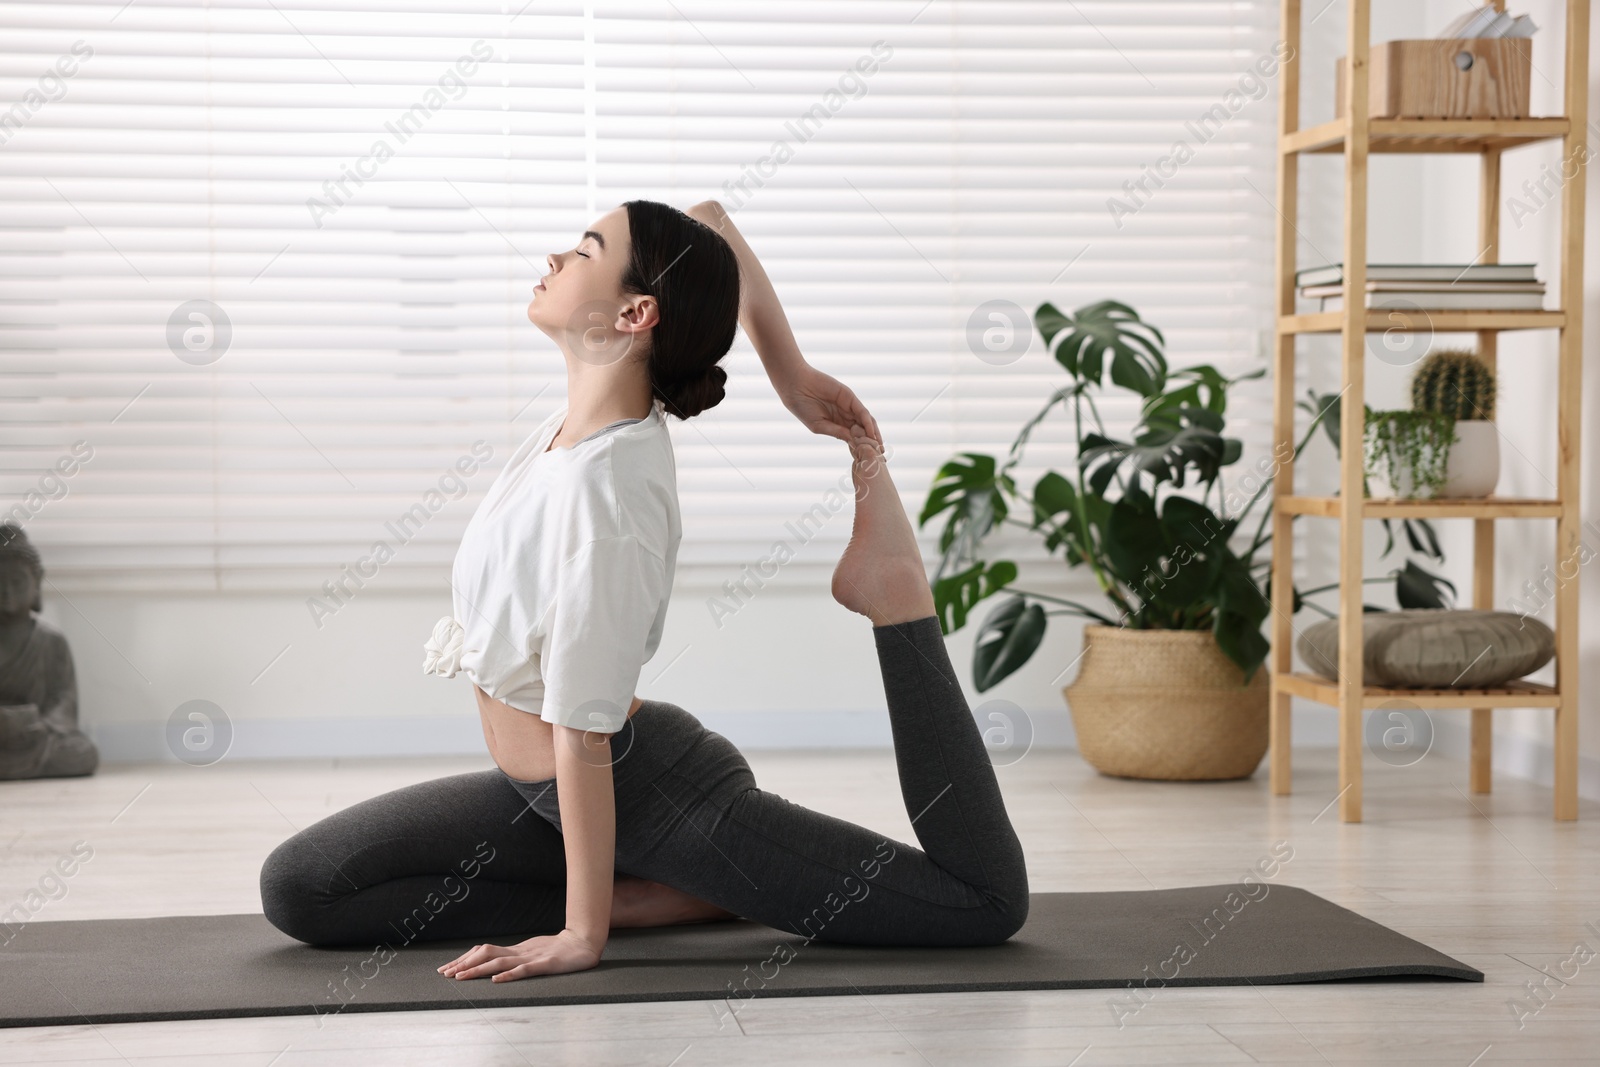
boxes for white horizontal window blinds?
[2,1,1280,593]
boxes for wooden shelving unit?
[1268,0,1587,822]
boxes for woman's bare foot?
[610,875,737,929]
[831,427,938,627]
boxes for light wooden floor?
[2,744,1596,1066]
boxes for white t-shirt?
[423,396,681,734]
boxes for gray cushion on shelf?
[1298,609,1555,689]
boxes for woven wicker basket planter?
[1062,626,1268,781]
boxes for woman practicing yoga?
[259,199,1029,982]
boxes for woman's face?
[527,205,654,366]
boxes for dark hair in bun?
[620,199,740,420]
[657,364,728,420]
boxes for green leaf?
[1030,470,1076,526]
[1151,363,1231,417]
[972,595,1048,692]
[1379,517,1398,557]
[1142,364,1263,433]
[1214,609,1271,682]
[1177,405,1224,433]
[1296,389,1345,453]
[1069,493,1115,567]
[1381,515,1443,564]
[1141,498,1223,608]
[1034,301,1072,349]
[919,452,1014,586]
[919,452,1005,530]
[1104,497,1165,585]
[1395,559,1456,609]
[1215,550,1270,626]
[932,559,1018,634]
[1029,471,1083,556]
[1084,441,1122,496]
[1141,547,1212,612]
[1161,494,1225,549]
[1044,299,1168,396]
[1214,549,1274,679]
[1079,408,1230,492]
[1410,518,1444,562]
[1402,519,1426,556]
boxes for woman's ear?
[616,295,659,334]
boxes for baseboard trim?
[89,705,1597,802]
[1426,712,1600,802]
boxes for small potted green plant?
[1411,348,1499,497]
[1362,409,1456,499]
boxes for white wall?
[44,1,1599,802]
[59,559,1093,765]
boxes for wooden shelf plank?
[1280,310,1565,334]
[1278,496,1563,519]
[1282,117,1569,155]
[1282,117,1349,154]
[1277,495,1341,517]
[1276,672,1561,709]
[1368,498,1563,518]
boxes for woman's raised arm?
[686,199,881,447]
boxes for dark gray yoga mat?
[1,884,1480,1028]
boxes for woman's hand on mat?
[436,928,602,982]
[774,362,882,447]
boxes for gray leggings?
[259,615,1029,948]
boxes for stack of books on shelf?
[1296,263,1546,312]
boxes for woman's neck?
[557,362,655,442]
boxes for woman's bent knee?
[963,879,1030,945]
[259,835,343,945]
[988,891,1030,943]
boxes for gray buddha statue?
[0,522,98,779]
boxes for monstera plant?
[919,299,1451,694]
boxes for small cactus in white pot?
[1411,348,1499,498]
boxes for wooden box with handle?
[1335,38,1531,119]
